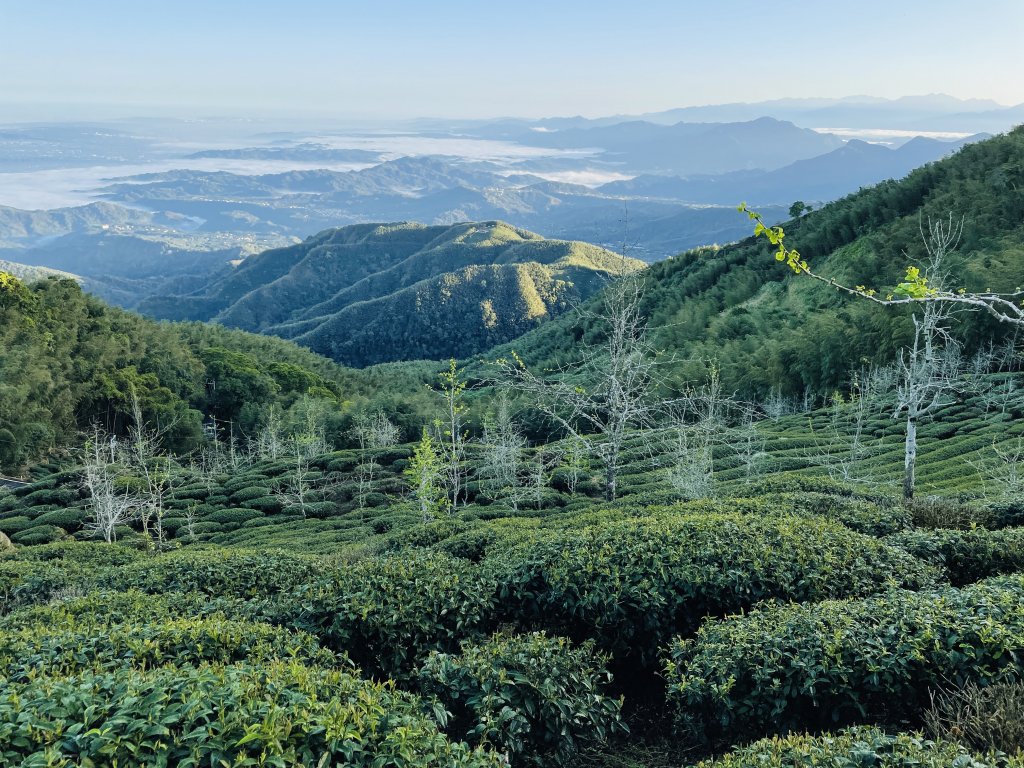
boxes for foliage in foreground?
[666,574,1024,741]
[695,727,1022,768]
[487,511,940,665]
[0,660,503,767]
[419,632,626,766]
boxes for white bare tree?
[81,427,139,544]
[120,391,180,547]
[477,392,527,510]
[498,274,659,501]
[252,405,286,461]
[894,217,965,500]
[731,412,768,485]
[273,442,321,518]
[351,411,400,509]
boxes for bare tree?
[352,411,400,509]
[972,437,1024,502]
[498,274,659,501]
[477,392,527,510]
[662,365,732,500]
[120,391,180,547]
[809,372,883,486]
[253,405,286,461]
[664,419,716,500]
[81,427,139,544]
[183,502,200,540]
[273,442,322,518]
[291,395,334,458]
[559,434,591,496]
[894,218,965,500]
[731,412,768,485]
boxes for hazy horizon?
[3,0,1024,121]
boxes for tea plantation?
[1,377,1024,766]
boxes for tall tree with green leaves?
[434,359,469,510]
[406,427,446,522]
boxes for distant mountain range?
[600,134,987,205]
[464,117,846,174]
[139,221,643,367]
[1,104,1006,290]
[451,94,1024,135]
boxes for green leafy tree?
[406,427,447,522]
[433,359,469,509]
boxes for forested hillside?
[506,124,1024,398]
[141,220,643,367]
[0,273,444,471]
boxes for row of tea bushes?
[665,574,1024,742]
[0,660,503,767]
[886,527,1024,585]
[694,727,1021,768]
[0,615,340,683]
[484,511,940,666]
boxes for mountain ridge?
[139,220,643,367]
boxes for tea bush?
[0,661,503,767]
[487,512,940,665]
[297,550,499,678]
[0,589,243,631]
[102,547,323,598]
[0,615,340,682]
[886,528,1024,585]
[665,575,1024,740]
[419,631,624,767]
[694,727,1019,768]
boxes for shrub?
[0,616,339,682]
[11,524,65,545]
[297,551,499,678]
[247,494,285,513]
[0,589,243,631]
[0,532,11,553]
[419,632,625,766]
[19,486,79,507]
[185,521,224,535]
[228,485,271,503]
[206,507,263,526]
[0,661,503,767]
[886,528,1024,585]
[0,516,34,535]
[299,501,339,519]
[906,495,992,529]
[693,727,1017,768]
[988,500,1024,529]
[665,575,1024,741]
[32,507,85,532]
[768,492,911,536]
[926,680,1024,756]
[487,512,940,666]
[104,548,322,599]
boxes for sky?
[2,0,1023,120]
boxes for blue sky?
[3,0,1023,118]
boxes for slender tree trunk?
[604,442,618,502]
[903,415,917,500]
